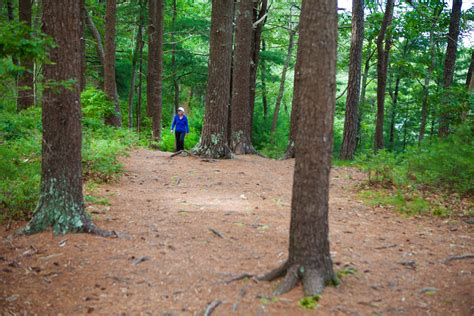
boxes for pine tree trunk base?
[283,143,295,159]
[258,260,335,296]
[232,142,258,155]
[193,144,232,159]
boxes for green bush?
[81,87,115,120]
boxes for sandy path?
[1,148,473,315]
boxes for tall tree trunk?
[249,0,268,135]
[6,0,14,20]
[85,9,105,68]
[17,0,34,111]
[230,0,256,154]
[260,39,269,119]
[147,0,164,140]
[438,0,462,137]
[171,0,179,114]
[339,0,364,160]
[270,25,297,135]
[136,32,144,133]
[22,0,112,236]
[127,0,145,129]
[80,0,87,91]
[374,0,394,150]
[466,50,474,90]
[388,74,400,149]
[260,0,337,296]
[356,47,374,149]
[419,9,440,143]
[193,0,234,158]
[104,0,121,126]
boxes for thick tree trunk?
[127,0,145,129]
[104,0,121,126]
[339,0,364,160]
[17,0,34,111]
[230,0,256,154]
[261,0,337,296]
[171,0,179,114]
[193,0,234,158]
[270,25,297,135]
[80,0,87,91]
[438,0,462,137]
[374,0,394,150]
[22,0,112,236]
[260,39,269,119]
[147,0,164,140]
[249,0,268,134]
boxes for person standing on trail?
[171,107,189,152]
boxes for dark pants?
[175,131,185,151]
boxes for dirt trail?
[1,149,473,315]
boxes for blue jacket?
[171,115,189,133]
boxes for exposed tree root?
[258,261,331,296]
[169,150,198,158]
[224,273,255,284]
[83,223,118,238]
[443,253,474,263]
[203,300,222,316]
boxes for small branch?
[203,300,222,316]
[209,228,224,239]
[224,273,254,284]
[443,253,474,264]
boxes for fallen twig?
[203,300,222,316]
[170,150,198,159]
[443,253,474,264]
[209,228,224,239]
[224,273,254,284]
[132,256,150,266]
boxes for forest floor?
[1,148,473,315]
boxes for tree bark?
[17,0,34,111]
[171,0,179,114]
[270,24,297,135]
[438,0,462,137]
[193,0,234,158]
[127,0,145,129]
[249,0,268,133]
[80,0,87,91]
[374,0,394,150]
[104,0,121,126]
[147,0,164,140]
[261,0,337,296]
[21,0,112,236]
[230,0,256,154]
[339,0,364,160]
[260,39,269,119]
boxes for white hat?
[178,107,185,113]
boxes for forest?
[1,0,473,314]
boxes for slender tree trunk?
[271,25,297,134]
[193,0,234,158]
[85,10,105,67]
[438,0,462,137]
[419,10,440,143]
[230,0,256,154]
[388,75,400,149]
[136,33,144,133]
[374,0,394,150]
[339,0,364,160]
[104,0,121,126]
[171,0,179,114]
[22,0,112,236]
[261,39,269,119]
[147,0,164,140]
[17,0,34,111]
[127,0,145,129]
[261,0,337,296]
[6,0,14,20]
[466,50,474,90]
[249,0,268,135]
[356,47,374,149]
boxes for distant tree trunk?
[438,0,462,137]
[104,0,121,126]
[339,0,364,160]
[374,0,394,150]
[147,0,164,141]
[260,0,337,296]
[136,33,144,133]
[419,9,440,144]
[230,0,256,154]
[6,0,14,20]
[127,0,145,129]
[260,39,269,119]
[356,47,375,149]
[80,0,87,91]
[193,0,233,158]
[249,0,268,134]
[388,74,400,149]
[270,25,297,135]
[85,9,105,68]
[171,0,179,113]
[17,0,34,111]
[22,0,112,236]
[466,50,474,90]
